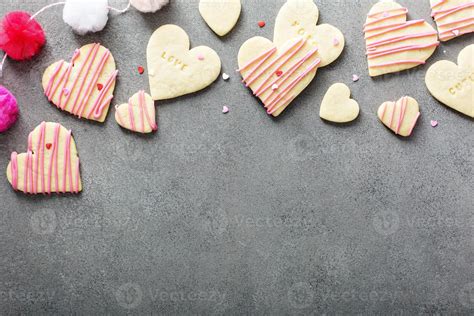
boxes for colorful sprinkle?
[97,83,103,91]
[138,66,145,74]
[452,29,460,36]
[431,120,438,127]
[258,21,266,28]
[333,38,340,46]
[272,84,279,91]
[222,106,229,114]
[197,54,205,61]
[63,88,70,96]
[352,74,360,82]
[222,73,230,81]
[45,143,52,150]
[382,11,389,18]
[276,70,283,77]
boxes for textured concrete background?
[0,0,473,314]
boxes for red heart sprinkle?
[45,143,52,150]
[97,83,103,91]
[258,21,266,28]
[276,70,283,76]
[138,66,145,74]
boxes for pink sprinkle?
[352,74,360,82]
[272,84,279,90]
[197,54,205,61]
[222,106,229,114]
[333,38,340,46]
[452,29,460,36]
[431,120,438,127]
[63,88,70,96]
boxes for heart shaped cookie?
[377,96,420,137]
[199,0,241,36]
[430,0,474,41]
[364,1,439,77]
[237,0,344,117]
[147,24,221,100]
[274,0,345,67]
[320,83,359,123]
[42,43,118,122]
[425,44,474,118]
[6,122,82,194]
[115,90,158,133]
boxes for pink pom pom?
[0,11,46,61]
[0,86,19,132]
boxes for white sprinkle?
[272,84,279,90]
[222,73,230,81]
[222,106,229,114]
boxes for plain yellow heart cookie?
[42,43,118,122]
[377,96,421,137]
[364,1,439,77]
[115,91,158,134]
[147,24,221,100]
[199,0,241,36]
[430,0,474,41]
[320,83,359,123]
[6,122,82,194]
[425,44,474,118]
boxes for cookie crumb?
[222,106,229,114]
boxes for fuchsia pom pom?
[0,11,46,61]
[0,86,19,132]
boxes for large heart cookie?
[430,0,474,41]
[364,1,439,77]
[425,44,474,118]
[147,24,221,100]
[199,0,241,36]
[115,90,158,133]
[237,0,344,117]
[42,44,118,122]
[6,122,82,194]
[320,83,359,123]
[274,0,345,67]
[377,96,420,137]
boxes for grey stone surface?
[0,0,473,314]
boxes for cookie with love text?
[6,122,82,194]
[430,0,474,41]
[364,1,439,77]
[425,44,474,118]
[237,0,344,117]
[377,96,420,137]
[115,91,158,133]
[42,43,118,122]
[199,0,241,36]
[147,24,221,100]
[320,83,359,123]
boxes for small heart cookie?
[364,1,439,77]
[199,0,241,36]
[147,24,221,100]
[377,96,421,137]
[320,83,359,123]
[426,45,474,118]
[115,90,158,133]
[6,122,82,194]
[430,0,474,41]
[237,0,344,117]
[42,43,118,122]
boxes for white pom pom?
[63,0,109,35]
[131,0,169,13]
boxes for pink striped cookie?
[6,122,82,194]
[42,44,118,122]
[377,96,421,137]
[115,91,158,134]
[430,0,474,41]
[364,1,439,77]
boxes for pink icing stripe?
[367,42,440,59]
[257,46,319,97]
[128,98,136,132]
[70,43,101,115]
[62,131,71,193]
[10,152,18,190]
[246,38,306,88]
[253,39,307,95]
[241,50,276,84]
[45,61,64,100]
[366,32,439,50]
[57,50,81,109]
[380,103,388,120]
[237,47,277,72]
[364,8,408,27]
[47,124,60,194]
[26,151,32,194]
[431,0,447,9]
[115,105,125,127]
[389,102,396,128]
[408,112,421,136]
[75,159,80,194]
[365,19,425,40]
[268,94,296,115]
[139,90,158,131]
[395,97,408,134]
[370,60,426,68]
[438,16,474,27]
[433,2,474,20]
[87,70,119,119]
[439,21,474,37]
[76,49,111,118]
[367,7,407,18]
